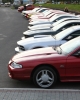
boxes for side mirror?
[73,51,80,57]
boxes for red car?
[8,36,80,88]
[18,4,34,12]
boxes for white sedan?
[21,7,40,16]
[30,9,66,21]
[29,14,76,26]
[22,7,48,17]
[15,25,80,53]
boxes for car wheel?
[33,66,57,88]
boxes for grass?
[34,4,80,13]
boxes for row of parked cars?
[8,6,80,88]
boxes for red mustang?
[8,36,80,88]
[18,4,34,12]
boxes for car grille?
[24,35,30,38]
[18,45,25,51]
[29,24,33,27]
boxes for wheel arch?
[30,64,60,81]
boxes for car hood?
[29,20,50,25]
[17,35,55,46]
[13,47,57,60]
[31,18,49,22]
[22,10,34,14]
[28,24,52,30]
[23,29,53,35]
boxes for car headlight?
[11,62,22,68]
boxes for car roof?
[55,25,80,40]
[53,19,80,31]
[53,17,80,26]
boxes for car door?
[66,48,80,81]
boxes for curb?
[0,88,80,92]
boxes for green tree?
[33,0,36,4]
[2,0,14,3]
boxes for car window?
[63,30,80,41]
[52,16,74,23]
[72,48,80,56]
[57,23,73,32]
[60,37,80,55]
[58,22,80,32]
[38,9,47,13]
[53,21,74,31]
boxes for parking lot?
[0,7,32,88]
[0,7,80,89]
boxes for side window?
[63,30,80,41]
[59,23,80,32]
[53,16,64,23]
[72,49,80,57]
[59,24,73,31]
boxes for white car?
[30,10,55,20]
[29,14,76,26]
[52,17,80,27]
[22,7,48,17]
[15,25,80,53]
[30,9,66,21]
[22,20,80,39]
[21,7,40,16]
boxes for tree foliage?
[2,0,14,3]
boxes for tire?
[33,66,57,88]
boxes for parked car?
[29,9,66,20]
[18,4,34,12]
[28,9,55,19]
[15,25,80,53]
[18,6,24,12]
[29,14,76,26]
[1,2,4,5]
[22,20,80,39]
[52,17,80,27]
[4,2,11,7]
[25,7,49,19]
[22,7,48,18]
[8,36,80,88]
[21,7,41,16]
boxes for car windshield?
[51,21,67,31]
[33,8,40,12]
[53,27,72,40]
[55,37,80,55]
[49,15,59,22]
[47,12,54,18]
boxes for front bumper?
[8,64,31,80]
